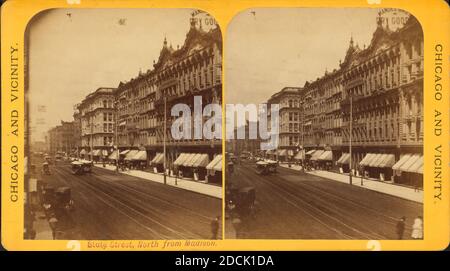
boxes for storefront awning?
[359,153,376,166]
[392,154,412,170]
[416,164,424,174]
[174,153,189,166]
[397,154,421,172]
[310,150,324,161]
[377,154,396,168]
[184,153,201,167]
[79,149,86,155]
[278,149,287,156]
[108,151,118,160]
[124,150,139,160]
[120,149,130,155]
[132,150,147,161]
[191,154,209,167]
[337,153,350,164]
[294,150,305,160]
[368,154,384,167]
[406,155,423,173]
[102,150,109,157]
[206,155,222,170]
[183,153,198,167]
[306,149,316,155]
[266,149,275,155]
[151,153,164,164]
[318,150,333,161]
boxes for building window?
[104,123,107,132]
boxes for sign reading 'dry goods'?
[1,0,448,252]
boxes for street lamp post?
[90,117,94,162]
[115,101,119,173]
[349,95,353,185]
[163,96,167,185]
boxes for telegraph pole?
[349,95,353,185]
[90,117,94,161]
[115,101,119,173]
[163,96,167,185]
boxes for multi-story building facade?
[267,15,423,186]
[77,87,116,153]
[266,87,302,160]
[227,121,262,157]
[114,17,222,182]
[339,16,423,184]
[46,121,76,155]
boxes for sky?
[225,8,384,106]
[28,8,200,141]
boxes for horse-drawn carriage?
[227,186,258,219]
[255,159,278,175]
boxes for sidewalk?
[94,164,222,199]
[33,211,53,240]
[279,164,423,203]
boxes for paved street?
[35,160,221,240]
[226,162,423,239]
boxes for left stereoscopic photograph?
[24,9,223,240]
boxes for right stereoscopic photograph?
[225,8,424,240]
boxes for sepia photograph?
[225,8,424,239]
[24,8,223,240]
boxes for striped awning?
[182,153,196,167]
[124,150,139,160]
[206,155,222,170]
[120,149,130,155]
[151,153,164,164]
[392,154,412,170]
[407,155,423,173]
[396,154,421,172]
[132,150,147,161]
[377,154,395,168]
[174,153,189,166]
[368,154,384,167]
[310,150,324,161]
[318,150,333,161]
[337,153,350,164]
[108,151,118,160]
[191,154,209,167]
[359,153,376,166]
[185,153,201,167]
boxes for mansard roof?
[153,25,222,71]
[340,15,421,70]
[116,23,222,92]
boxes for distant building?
[46,121,77,155]
[77,87,116,153]
[266,87,303,161]
[227,121,262,156]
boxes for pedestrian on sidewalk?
[396,216,406,239]
[210,216,220,239]
[49,216,59,240]
[411,216,423,239]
